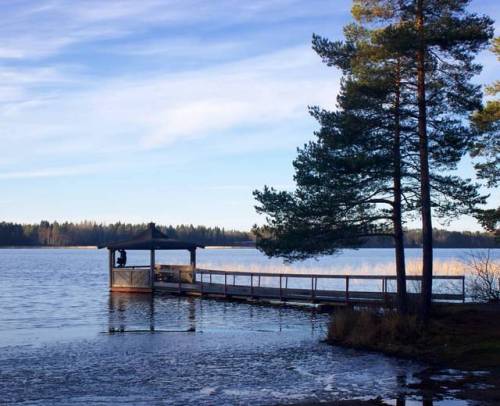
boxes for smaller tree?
[471,37,499,241]
[471,37,500,188]
[465,250,500,303]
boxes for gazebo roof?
[98,223,204,251]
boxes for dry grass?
[327,304,500,369]
[328,308,421,349]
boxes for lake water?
[0,248,497,405]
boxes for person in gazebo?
[117,249,127,267]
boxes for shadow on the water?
[107,292,197,333]
[107,292,324,336]
[392,393,436,406]
[108,292,155,332]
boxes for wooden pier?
[100,223,466,307]
[154,268,465,306]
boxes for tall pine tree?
[254,22,414,311]
[254,1,491,316]
[352,0,493,320]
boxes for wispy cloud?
[0,0,345,60]
[0,164,102,180]
[0,0,342,177]
[109,37,250,59]
[0,45,338,172]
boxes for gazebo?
[99,222,204,293]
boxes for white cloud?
[110,37,248,59]
[0,0,345,61]
[0,164,102,180]
[0,45,338,173]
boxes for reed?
[199,258,468,276]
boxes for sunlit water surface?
[0,248,497,405]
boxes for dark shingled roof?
[98,223,204,250]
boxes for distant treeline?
[0,221,497,248]
[364,229,498,248]
[0,221,254,247]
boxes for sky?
[0,0,498,231]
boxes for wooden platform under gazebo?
[99,223,204,293]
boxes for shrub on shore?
[464,250,500,303]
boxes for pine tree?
[314,24,412,312]
[471,37,499,239]
[254,0,491,316]
[254,22,414,311]
[352,0,493,321]
[472,37,499,187]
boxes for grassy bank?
[327,304,500,403]
[327,303,500,369]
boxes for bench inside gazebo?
[99,223,204,293]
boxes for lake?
[0,247,497,405]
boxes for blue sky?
[0,0,498,231]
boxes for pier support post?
[224,273,227,297]
[462,276,465,303]
[279,275,282,301]
[150,249,155,289]
[190,249,196,283]
[345,276,350,304]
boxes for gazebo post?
[108,249,113,288]
[190,248,196,283]
[150,249,155,289]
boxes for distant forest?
[0,222,253,247]
[0,221,497,248]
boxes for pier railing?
[154,268,465,305]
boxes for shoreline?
[1,245,498,250]
[326,303,500,404]
[327,304,500,369]
[0,245,257,250]
[0,245,99,249]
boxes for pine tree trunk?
[416,0,433,322]
[393,58,407,314]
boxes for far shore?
[0,245,256,250]
[1,245,498,250]
[0,245,99,249]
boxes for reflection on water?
[108,293,156,332]
[107,292,323,336]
